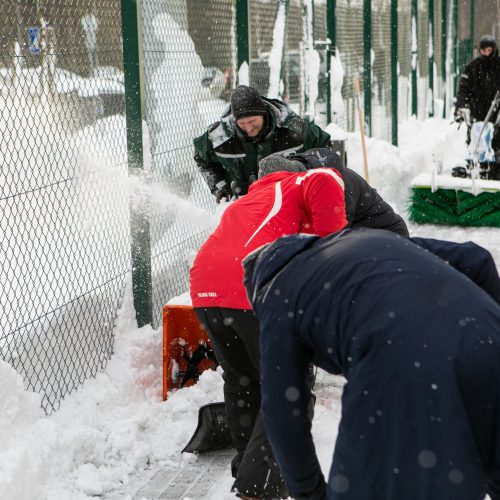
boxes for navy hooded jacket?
[243,228,500,500]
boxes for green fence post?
[363,0,372,134]
[236,0,250,84]
[428,0,435,116]
[277,0,290,100]
[441,0,447,117]
[121,0,152,327]
[411,0,418,116]
[326,0,336,124]
[391,0,398,145]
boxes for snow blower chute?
[408,92,500,227]
[162,305,232,453]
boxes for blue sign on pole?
[27,26,41,56]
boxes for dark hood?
[242,234,319,308]
[479,35,498,58]
[289,147,344,171]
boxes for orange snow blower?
[162,304,217,401]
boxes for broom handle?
[354,78,370,183]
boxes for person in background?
[243,228,500,500]
[193,85,334,203]
[455,34,500,179]
[190,154,347,500]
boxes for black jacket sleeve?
[410,237,500,305]
[193,130,228,194]
[344,168,410,236]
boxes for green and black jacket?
[193,97,331,196]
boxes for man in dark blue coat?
[242,228,500,500]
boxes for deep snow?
[1,117,499,500]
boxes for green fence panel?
[398,0,412,123]
[371,0,392,142]
[335,0,364,132]
[0,0,129,413]
[432,0,444,114]
[0,0,476,416]
[249,1,279,94]
[417,0,429,118]
[140,0,233,328]
[312,0,329,126]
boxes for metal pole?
[441,0,447,117]
[391,0,398,145]
[428,0,435,116]
[411,0,418,116]
[452,0,458,96]
[236,0,250,84]
[363,0,372,135]
[121,0,152,327]
[326,0,336,124]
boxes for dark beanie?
[479,35,497,55]
[258,154,306,178]
[231,85,267,120]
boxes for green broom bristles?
[408,187,500,227]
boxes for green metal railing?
[0,0,480,413]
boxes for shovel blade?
[183,402,233,454]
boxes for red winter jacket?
[190,168,347,309]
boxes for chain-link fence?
[0,0,491,413]
[371,0,392,141]
[0,0,129,413]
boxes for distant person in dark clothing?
[455,35,500,157]
[290,147,409,236]
[455,35,500,125]
[193,85,333,203]
[243,228,500,500]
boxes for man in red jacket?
[189,154,347,500]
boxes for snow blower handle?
[482,90,500,125]
[472,91,500,162]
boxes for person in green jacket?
[194,85,334,203]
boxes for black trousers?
[194,307,287,499]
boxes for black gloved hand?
[248,174,257,185]
[230,180,244,199]
[454,110,464,123]
[215,184,232,204]
[454,108,470,125]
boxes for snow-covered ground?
[1,117,499,500]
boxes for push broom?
[408,94,500,228]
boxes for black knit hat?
[230,85,267,120]
[479,35,497,55]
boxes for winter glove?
[230,180,243,198]
[454,108,470,125]
[215,184,232,204]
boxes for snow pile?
[0,282,223,499]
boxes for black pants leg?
[194,307,287,499]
